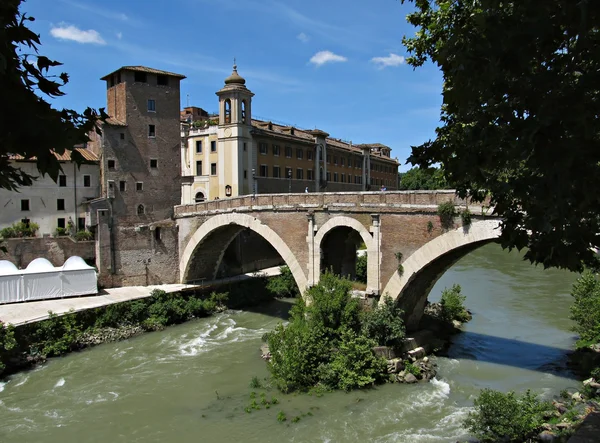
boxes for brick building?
[180,64,400,203]
[87,66,186,287]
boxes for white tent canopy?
[0,257,97,304]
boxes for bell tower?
[216,61,254,197]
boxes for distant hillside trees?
[398,167,449,190]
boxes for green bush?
[440,284,470,322]
[361,295,405,348]
[404,360,421,377]
[460,209,472,226]
[75,230,94,241]
[0,221,39,238]
[55,227,68,237]
[569,270,600,348]
[0,321,16,375]
[355,254,367,284]
[32,311,82,356]
[437,201,457,229]
[266,266,300,298]
[463,389,553,443]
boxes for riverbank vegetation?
[0,275,286,378]
[439,284,471,323]
[266,272,409,393]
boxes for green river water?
[0,244,580,442]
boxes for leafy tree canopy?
[0,0,105,191]
[401,0,600,271]
[398,166,449,190]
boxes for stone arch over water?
[381,219,501,330]
[179,212,308,294]
[314,216,379,294]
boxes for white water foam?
[14,376,28,387]
[0,381,6,393]
[429,377,451,397]
[54,378,65,388]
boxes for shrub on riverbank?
[361,296,405,348]
[569,270,600,348]
[440,284,470,323]
[463,389,553,442]
[0,321,16,373]
[266,272,402,393]
[265,266,299,298]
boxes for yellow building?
[181,64,399,203]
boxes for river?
[0,244,579,442]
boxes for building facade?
[0,149,100,236]
[180,65,400,203]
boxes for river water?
[0,244,580,442]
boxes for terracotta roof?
[9,148,99,162]
[250,119,398,164]
[101,66,186,81]
[105,117,127,127]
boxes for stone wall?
[0,237,95,268]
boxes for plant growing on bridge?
[460,209,472,227]
[426,220,434,233]
[437,201,456,230]
[569,270,600,348]
[463,389,553,443]
[440,284,470,323]
[395,251,404,275]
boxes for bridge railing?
[174,190,487,217]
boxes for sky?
[23,0,444,171]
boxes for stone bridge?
[174,191,500,330]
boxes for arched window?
[137,204,145,215]
[224,99,231,124]
[241,100,247,124]
[194,192,205,203]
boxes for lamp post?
[288,168,292,193]
[252,168,256,198]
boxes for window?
[260,164,268,177]
[120,133,125,140]
[136,182,143,191]
[296,148,303,160]
[148,125,156,137]
[119,181,126,192]
[83,175,91,187]
[196,160,203,175]
[224,99,231,124]
[211,140,216,152]
[134,71,147,83]
[21,199,30,211]
[273,145,280,156]
[259,143,268,155]
[78,217,85,231]
[341,158,345,167]
[334,172,338,182]
[285,146,292,158]
[157,74,168,86]
[341,173,345,183]
[307,170,313,180]
[107,160,115,170]
[273,166,281,178]
[326,155,330,164]
[147,99,156,112]
[307,150,313,161]
[57,218,65,229]
[59,175,67,187]
[57,199,65,211]
[196,140,202,153]
[285,167,292,178]
[296,168,303,180]
[195,192,205,203]
[243,142,247,152]
[244,170,247,179]
[334,156,338,166]
[137,204,145,215]
[150,159,158,169]
[154,227,161,242]
[326,172,331,181]
[241,100,247,123]
[211,163,217,175]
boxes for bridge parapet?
[174,190,490,218]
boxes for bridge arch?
[180,212,308,294]
[382,219,501,330]
[314,216,378,293]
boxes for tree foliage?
[401,0,600,272]
[569,270,600,348]
[440,284,470,323]
[0,0,105,191]
[361,296,406,348]
[398,166,449,190]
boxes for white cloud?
[116,32,123,40]
[371,53,405,68]
[297,32,309,43]
[50,24,106,45]
[309,50,347,66]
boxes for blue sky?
[24,0,444,171]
